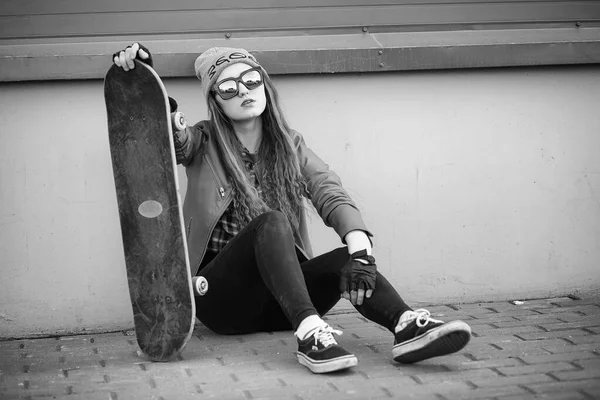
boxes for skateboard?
[104,60,205,361]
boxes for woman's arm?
[173,123,207,167]
[344,230,372,255]
[294,131,373,251]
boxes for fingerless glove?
[339,249,377,293]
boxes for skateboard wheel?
[171,112,187,131]
[193,276,208,296]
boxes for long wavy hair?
[206,70,306,232]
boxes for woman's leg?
[195,211,358,373]
[194,210,316,334]
[300,247,412,332]
[301,247,472,364]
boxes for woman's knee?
[255,210,292,234]
[327,247,351,272]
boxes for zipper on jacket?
[205,155,226,198]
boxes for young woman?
[113,43,471,374]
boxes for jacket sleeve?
[294,131,373,242]
[173,121,209,167]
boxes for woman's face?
[214,63,267,122]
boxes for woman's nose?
[237,82,249,97]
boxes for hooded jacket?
[174,120,372,276]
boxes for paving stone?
[322,379,410,399]
[493,303,558,311]
[581,386,600,399]
[448,385,528,400]
[35,392,114,400]
[552,367,600,381]
[465,316,521,327]
[467,314,519,322]
[386,380,474,396]
[519,350,599,364]
[534,305,600,315]
[469,373,555,387]
[471,325,547,337]
[514,312,586,322]
[5,377,72,398]
[413,367,499,383]
[496,391,589,400]
[438,355,525,371]
[495,361,578,376]
[446,305,503,315]
[486,317,565,328]
[542,342,599,354]
[351,367,425,381]
[563,334,600,345]
[573,357,600,369]
[539,321,600,331]
[526,378,600,394]
[550,312,590,323]
[491,338,570,351]
[515,329,595,340]
[460,337,524,354]
[461,343,551,361]
[392,362,452,375]
[549,299,600,308]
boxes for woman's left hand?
[340,250,377,306]
[341,288,373,306]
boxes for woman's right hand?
[113,43,151,71]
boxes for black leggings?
[194,210,411,334]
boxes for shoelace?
[312,324,342,348]
[398,309,445,331]
[412,309,444,328]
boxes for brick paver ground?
[1,296,599,400]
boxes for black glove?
[112,43,154,67]
[111,44,178,113]
[339,249,377,294]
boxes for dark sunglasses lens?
[217,81,238,99]
[241,70,262,88]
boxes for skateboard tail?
[104,61,195,361]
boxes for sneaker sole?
[296,352,358,374]
[392,320,471,364]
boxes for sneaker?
[296,324,358,373]
[392,309,471,364]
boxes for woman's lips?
[241,99,255,106]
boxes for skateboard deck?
[104,60,195,361]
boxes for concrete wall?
[1,66,599,338]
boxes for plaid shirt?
[206,147,262,254]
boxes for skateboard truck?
[192,276,209,296]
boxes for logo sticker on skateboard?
[138,200,163,218]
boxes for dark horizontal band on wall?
[1,27,599,82]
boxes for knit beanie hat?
[194,47,262,99]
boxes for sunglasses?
[213,67,264,100]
